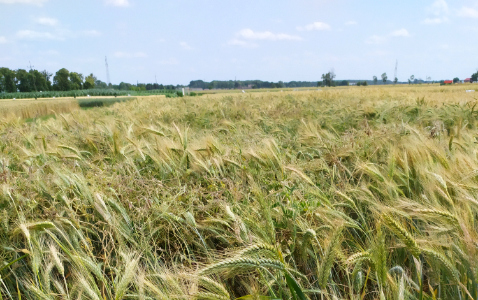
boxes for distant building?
[444,80,453,84]
[465,78,472,83]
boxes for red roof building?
[444,80,453,84]
[465,78,472,83]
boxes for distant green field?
[77,97,135,108]
[0,88,180,99]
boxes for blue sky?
[0,0,477,84]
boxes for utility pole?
[105,56,111,87]
[394,60,398,84]
[28,61,38,91]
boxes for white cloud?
[422,17,448,24]
[0,0,48,5]
[158,58,179,65]
[423,0,449,24]
[345,21,357,26]
[113,51,147,58]
[105,0,129,7]
[427,0,449,16]
[36,17,58,26]
[179,41,193,50]
[227,38,257,48]
[297,21,331,31]
[237,28,302,41]
[16,30,63,40]
[80,30,101,37]
[40,49,59,55]
[366,29,410,44]
[366,35,387,44]
[0,36,7,44]
[390,28,410,37]
[457,7,478,18]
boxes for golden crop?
[1,84,478,299]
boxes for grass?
[1,84,478,299]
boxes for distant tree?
[381,73,388,84]
[0,68,17,93]
[189,80,206,89]
[0,72,4,93]
[321,71,336,87]
[84,74,96,89]
[339,80,349,86]
[373,76,378,85]
[40,70,53,90]
[53,68,71,91]
[16,69,34,92]
[394,77,398,85]
[95,80,108,89]
[409,75,415,85]
[69,72,83,90]
[453,77,460,84]
[471,71,478,83]
[362,81,368,86]
[29,69,49,91]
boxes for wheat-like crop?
[0,85,477,299]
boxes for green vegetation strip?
[0,88,180,100]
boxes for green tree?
[453,77,460,83]
[16,69,35,92]
[84,74,96,89]
[471,71,477,83]
[53,68,71,91]
[95,80,108,89]
[394,77,398,85]
[321,71,336,87]
[0,68,17,93]
[40,70,52,91]
[373,76,378,85]
[69,72,84,90]
[30,69,50,92]
[409,75,414,85]
[381,73,387,84]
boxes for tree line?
[189,80,319,90]
[2,66,477,94]
[0,67,101,93]
[0,67,181,94]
